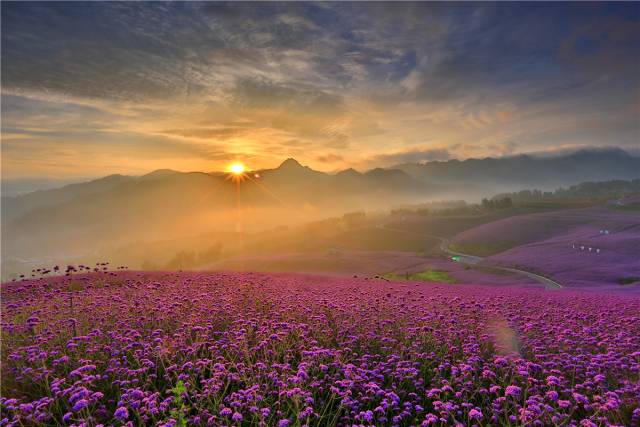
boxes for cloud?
[230,78,345,114]
[559,20,640,78]
[370,147,452,166]
[160,127,250,140]
[1,2,639,178]
[316,153,344,163]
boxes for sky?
[1,2,639,180]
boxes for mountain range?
[394,148,640,189]
[2,148,639,267]
[1,158,424,224]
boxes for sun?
[229,163,245,175]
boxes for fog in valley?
[2,148,639,280]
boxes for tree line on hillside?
[493,179,640,202]
[481,197,513,210]
[390,197,513,217]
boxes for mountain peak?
[336,168,361,177]
[139,169,181,180]
[278,158,304,169]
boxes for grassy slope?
[384,268,457,284]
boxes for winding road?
[378,225,563,290]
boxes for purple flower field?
[452,207,640,290]
[2,271,639,426]
[489,223,640,291]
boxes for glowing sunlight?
[229,163,246,176]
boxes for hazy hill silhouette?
[395,148,640,190]
[2,149,639,266]
[0,159,426,261]
[1,174,132,223]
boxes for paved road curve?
[379,225,563,290]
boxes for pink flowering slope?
[2,271,639,426]
[453,207,638,251]
[489,223,640,291]
[453,207,640,290]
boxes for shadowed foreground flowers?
[1,271,639,426]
